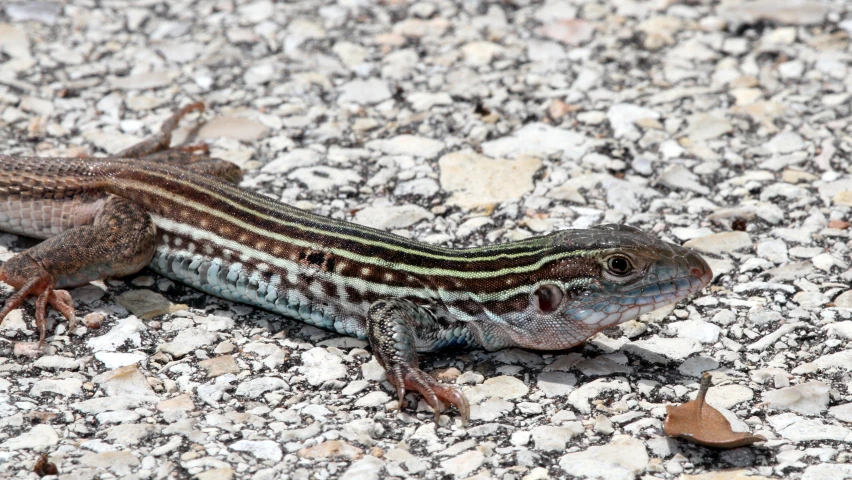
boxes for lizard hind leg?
[117,103,243,184]
[366,299,471,425]
[0,196,156,344]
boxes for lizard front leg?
[366,298,471,425]
[0,196,156,343]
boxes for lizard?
[0,103,712,424]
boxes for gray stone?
[230,440,283,461]
[300,347,347,386]
[764,381,830,415]
[558,435,649,480]
[353,204,434,230]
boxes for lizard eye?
[533,284,564,314]
[606,255,633,276]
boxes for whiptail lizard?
[0,104,712,423]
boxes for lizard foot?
[388,363,471,425]
[0,257,76,344]
[366,298,472,425]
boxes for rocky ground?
[1,0,851,479]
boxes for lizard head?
[471,224,713,351]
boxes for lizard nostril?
[690,267,703,277]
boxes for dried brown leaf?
[664,373,766,449]
[33,454,58,477]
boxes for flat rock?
[764,381,830,415]
[31,378,83,397]
[536,371,577,398]
[261,149,321,173]
[338,79,391,105]
[95,351,147,369]
[199,355,240,377]
[622,336,703,363]
[366,135,445,158]
[719,0,828,26]
[300,347,347,386]
[440,450,484,478]
[198,116,270,142]
[110,71,176,90]
[767,413,852,442]
[558,435,649,480]
[353,204,434,230]
[567,378,630,413]
[684,232,752,254]
[659,165,710,195]
[71,395,159,414]
[439,152,541,209]
[230,440,283,461]
[341,456,386,480]
[105,423,157,445]
[235,377,289,398]
[0,424,58,450]
[802,464,852,480]
[79,451,140,476]
[464,376,529,404]
[829,403,852,423]
[116,290,185,319]
[94,365,156,397]
[481,123,593,160]
[158,327,218,358]
[532,424,584,451]
[288,166,362,191]
[607,103,660,139]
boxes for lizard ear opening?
[533,284,564,314]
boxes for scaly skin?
[0,104,712,423]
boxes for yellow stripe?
[117,166,555,263]
[122,180,594,279]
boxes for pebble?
[764,381,830,415]
[440,450,484,478]
[353,204,434,230]
[439,152,541,209]
[354,391,391,408]
[829,403,852,423]
[158,327,218,358]
[289,166,362,191]
[366,135,445,158]
[341,456,385,480]
[300,347,347,386]
[235,377,289,398]
[567,378,631,413]
[0,424,59,450]
[230,440,283,461]
[338,79,392,105]
[465,376,529,404]
[481,123,592,160]
[623,336,703,363]
[94,365,156,397]
[558,435,649,480]
[198,116,270,142]
[117,290,185,319]
[669,320,721,344]
[684,232,752,255]
[31,378,83,397]
[536,371,577,398]
[767,413,852,442]
[531,424,584,451]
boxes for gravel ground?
[1,0,852,479]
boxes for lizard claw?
[389,364,470,425]
[0,260,76,345]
